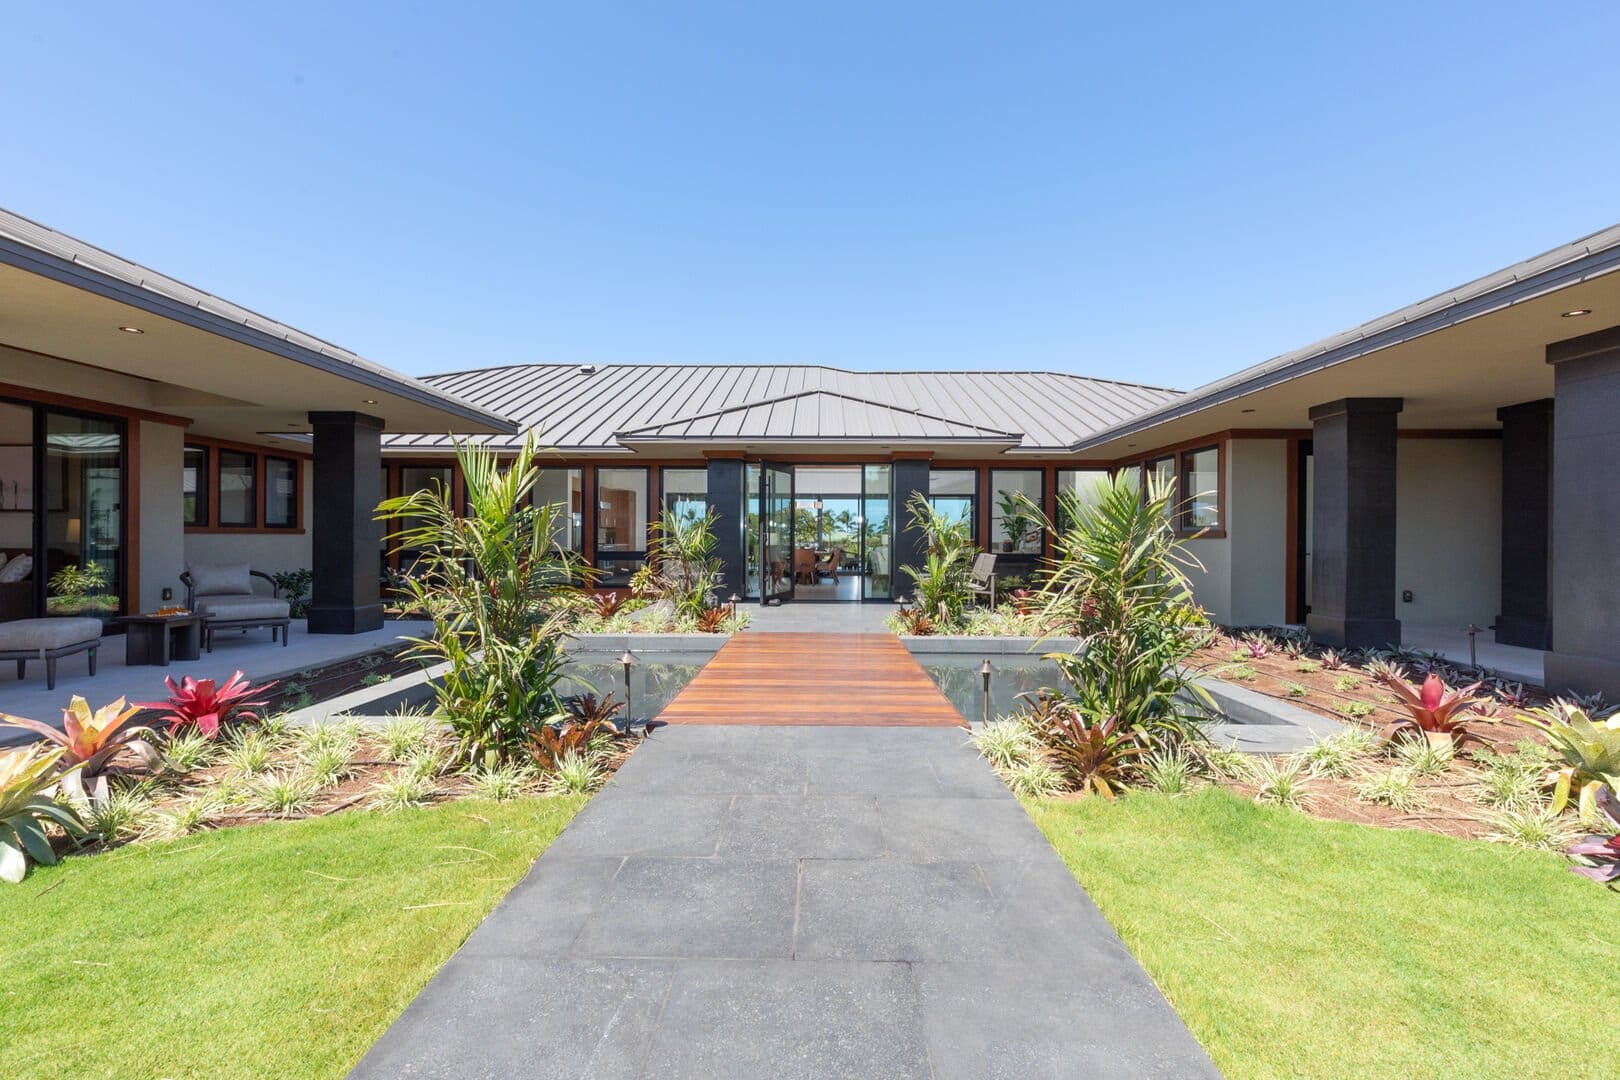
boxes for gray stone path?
[351,726,1219,1079]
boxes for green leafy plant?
[1302,729,1376,778]
[1392,737,1455,778]
[466,762,534,802]
[366,770,435,813]
[147,794,223,840]
[1227,663,1258,681]
[970,719,1039,773]
[82,783,155,844]
[1343,701,1376,720]
[995,488,1039,553]
[1295,660,1321,674]
[1005,757,1065,798]
[163,730,219,773]
[1198,742,1252,781]
[543,750,605,794]
[1354,767,1423,812]
[270,568,314,618]
[306,743,354,789]
[1141,747,1199,795]
[899,493,976,629]
[251,771,320,818]
[403,747,450,783]
[1484,804,1579,852]
[379,715,431,761]
[630,508,725,618]
[1518,702,1620,819]
[1333,674,1362,693]
[379,433,587,765]
[1283,681,1309,699]
[0,745,85,883]
[222,731,275,777]
[1031,706,1144,800]
[1251,754,1311,810]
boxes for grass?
[1024,788,1614,1079]
[1,795,584,1079]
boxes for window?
[928,469,976,534]
[596,467,649,583]
[533,466,583,550]
[989,469,1042,553]
[1147,456,1176,498]
[182,446,208,527]
[218,450,257,527]
[264,457,298,528]
[1055,469,1110,532]
[660,467,708,524]
[1180,446,1221,533]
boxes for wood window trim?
[1175,442,1226,540]
[593,465,652,575]
[184,439,307,534]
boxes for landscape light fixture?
[618,649,637,732]
[979,659,994,727]
[117,325,144,334]
[1562,309,1592,318]
[1465,624,1482,668]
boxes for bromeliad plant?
[380,432,588,765]
[139,671,275,739]
[1374,670,1488,751]
[1566,784,1620,884]
[0,744,85,884]
[1519,701,1620,819]
[1028,701,1144,800]
[0,696,160,806]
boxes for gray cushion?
[0,617,103,653]
[188,562,253,597]
[0,554,33,584]
[197,596,290,621]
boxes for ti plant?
[0,745,85,883]
[139,671,276,739]
[1566,784,1620,885]
[1375,670,1487,751]
[1023,696,1144,800]
[1519,702,1620,819]
[0,696,160,806]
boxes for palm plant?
[1037,473,1213,748]
[899,493,976,628]
[631,507,724,618]
[379,433,587,765]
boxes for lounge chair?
[181,563,292,650]
[966,552,999,609]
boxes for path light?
[728,593,739,618]
[1465,624,1481,669]
[980,659,994,727]
[618,649,637,733]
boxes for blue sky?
[5,2,1619,390]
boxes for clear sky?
[5,2,1618,390]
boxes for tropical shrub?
[899,493,976,628]
[1354,767,1423,812]
[1484,804,1580,852]
[139,671,275,739]
[543,750,606,794]
[0,745,84,883]
[379,433,586,764]
[1566,784,1620,884]
[1374,671,1487,751]
[530,716,612,771]
[270,568,314,618]
[1251,754,1311,810]
[1031,706,1144,800]
[970,718,1040,773]
[893,605,935,636]
[1036,474,1213,750]
[631,507,725,618]
[1140,747,1199,795]
[1,695,159,805]
[1518,702,1620,818]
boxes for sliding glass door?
[759,462,794,603]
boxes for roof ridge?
[615,387,1024,438]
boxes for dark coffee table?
[118,613,206,667]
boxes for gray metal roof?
[0,207,518,434]
[1069,221,1620,451]
[389,365,1180,452]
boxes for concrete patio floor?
[350,725,1217,1079]
[0,619,430,743]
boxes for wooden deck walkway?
[656,632,966,727]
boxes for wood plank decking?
[655,632,966,726]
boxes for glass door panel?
[862,464,892,600]
[760,463,794,603]
[44,411,123,623]
[0,402,38,620]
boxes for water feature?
[920,654,1062,725]
[560,650,714,721]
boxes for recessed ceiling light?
[1562,309,1592,318]
[1241,408,1256,413]
[362,398,379,404]
[117,325,144,334]
[1126,443,1137,448]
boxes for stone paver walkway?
[351,726,1218,1079]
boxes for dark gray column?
[1495,399,1553,650]
[891,458,932,604]
[307,411,384,635]
[1304,397,1403,649]
[1544,327,1620,697]
[705,458,745,599]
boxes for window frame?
[594,465,651,585]
[182,444,210,528]
[183,439,308,534]
[926,468,979,538]
[262,455,300,530]
[215,448,259,528]
[1176,443,1224,537]
[988,468,1044,554]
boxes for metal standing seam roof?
[389,365,1181,452]
[1068,221,1620,451]
[0,207,518,433]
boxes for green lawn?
[1025,788,1613,1079]
[0,796,584,1079]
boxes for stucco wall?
[137,421,185,611]
[1395,438,1501,629]
[182,460,315,584]
[1226,439,1289,626]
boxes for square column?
[704,458,746,598]
[1544,327,1620,697]
[1494,399,1553,649]
[307,411,384,635]
[891,458,932,603]
[1305,397,1403,649]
